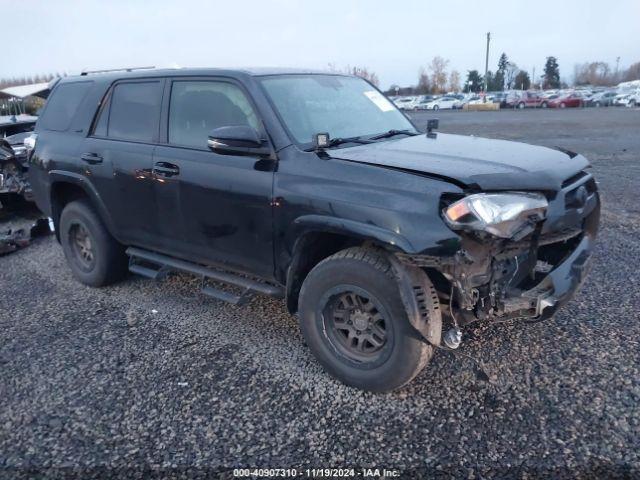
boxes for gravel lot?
[1,107,639,479]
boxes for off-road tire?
[59,199,128,287]
[298,247,434,392]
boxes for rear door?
[152,77,275,278]
[82,79,163,247]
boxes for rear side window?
[106,81,162,142]
[40,81,92,131]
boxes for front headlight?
[443,192,548,239]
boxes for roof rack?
[80,66,156,76]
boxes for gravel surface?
[1,108,639,479]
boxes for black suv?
[27,68,600,392]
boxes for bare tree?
[428,56,449,93]
[573,62,614,86]
[416,67,431,94]
[448,70,461,92]
[622,62,640,82]
[344,65,380,86]
[504,62,519,89]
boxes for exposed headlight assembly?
[443,192,548,239]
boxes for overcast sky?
[4,0,639,89]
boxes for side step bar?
[126,247,284,305]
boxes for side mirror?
[207,125,270,156]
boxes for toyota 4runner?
[26,68,600,391]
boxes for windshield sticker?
[364,91,395,112]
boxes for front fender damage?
[387,254,442,346]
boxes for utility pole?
[532,66,536,90]
[483,32,491,93]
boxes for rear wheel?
[560,102,566,109]
[59,199,128,287]
[517,102,525,109]
[298,247,434,392]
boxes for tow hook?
[443,327,463,349]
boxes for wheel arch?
[49,171,118,242]
[283,215,413,313]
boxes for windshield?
[259,75,416,146]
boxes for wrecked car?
[26,68,600,392]
[1,118,36,206]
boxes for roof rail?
[80,66,156,76]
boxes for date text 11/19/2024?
[233,467,401,477]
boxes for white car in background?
[424,96,462,110]
[626,91,640,107]
[613,93,631,106]
[393,96,417,110]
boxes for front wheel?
[433,105,439,111]
[298,247,435,392]
[541,101,548,108]
[560,102,566,108]
[517,102,525,109]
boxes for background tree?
[573,62,614,86]
[416,67,431,94]
[448,70,461,92]
[465,70,483,93]
[543,56,561,89]
[504,62,519,89]
[493,52,509,91]
[429,56,449,93]
[513,70,531,90]
[347,66,380,86]
[622,62,640,81]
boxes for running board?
[126,247,284,303]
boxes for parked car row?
[391,87,640,111]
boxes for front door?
[152,78,275,279]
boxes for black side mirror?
[207,125,270,156]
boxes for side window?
[168,81,260,149]
[40,81,92,131]
[92,90,111,137]
[107,81,162,142]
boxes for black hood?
[330,133,589,191]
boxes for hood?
[329,133,589,191]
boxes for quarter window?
[168,81,260,149]
[106,81,162,142]
[40,81,92,131]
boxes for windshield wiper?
[369,129,419,140]
[303,136,372,152]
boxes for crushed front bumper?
[500,233,594,320]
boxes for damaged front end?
[399,170,600,326]
[0,137,32,205]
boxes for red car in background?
[547,92,583,108]
[505,91,543,109]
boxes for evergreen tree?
[543,56,560,89]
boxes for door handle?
[80,153,103,164]
[152,162,180,177]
